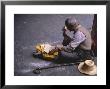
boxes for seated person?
[49,17,93,61]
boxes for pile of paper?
[43,44,55,53]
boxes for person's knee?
[60,51,74,58]
[61,50,79,59]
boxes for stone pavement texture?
[14,14,96,76]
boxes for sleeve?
[63,31,86,51]
[70,31,86,48]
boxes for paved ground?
[14,14,96,76]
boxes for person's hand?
[63,27,69,37]
[62,26,68,32]
[62,26,73,38]
[64,26,68,31]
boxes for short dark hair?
[65,18,78,29]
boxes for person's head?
[65,17,79,31]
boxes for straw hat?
[78,60,97,75]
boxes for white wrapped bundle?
[43,44,55,53]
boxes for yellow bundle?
[35,44,58,60]
[36,44,45,53]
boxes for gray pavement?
[14,14,96,76]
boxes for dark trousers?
[58,48,93,62]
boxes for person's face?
[66,25,74,31]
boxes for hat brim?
[78,62,97,75]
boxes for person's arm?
[62,26,74,40]
[63,31,86,52]
[62,26,73,46]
